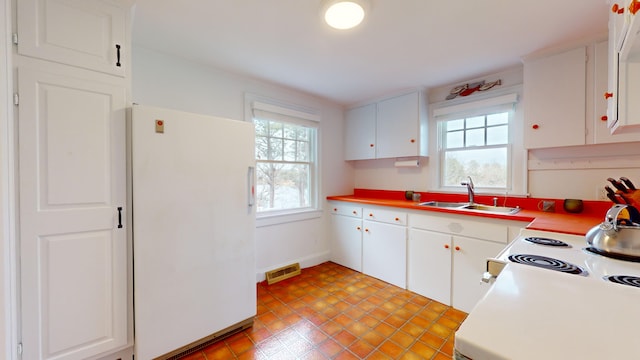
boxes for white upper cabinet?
[523,46,587,149]
[345,103,376,160]
[344,90,428,160]
[607,0,640,134]
[592,40,640,143]
[17,0,127,77]
[376,92,426,158]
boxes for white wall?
[132,46,354,278]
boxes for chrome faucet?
[461,176,475,204]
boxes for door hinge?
[13,93,19,106]
[17,342,23,355]
[12,33,18,45]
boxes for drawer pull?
[455,246,461,251]
[352,210,357,214]
[395,217,400,221]
[444,244,450,249]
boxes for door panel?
[18,67,127,360]
[17,0,126,76]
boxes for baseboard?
[255,250,330,283]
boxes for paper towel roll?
[394,159,419,167]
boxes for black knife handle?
[117,206,123,228]
[620,177,636,190]
[608,177,629,193]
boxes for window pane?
[254,119,268,136]
[487,112,509,125]
[446,130,464,149]
[255,135,269,160]
[447,119,464,131]
[255,162,310,211]
[269,122,283,137]
[443,147,507,188]
[466,116,485,128]
[487,125,508,145]
[466,128,485,146]
[283,140,297,161]
[284,124,297,140]
[297,127,309,141]
[269,138,283,160]
[297,140,310,161]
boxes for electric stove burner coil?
[584,247,640,263]
[523,237,570,247]
[604,275,640,288]
[508,254,587,275]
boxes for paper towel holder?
[394,158,420,168]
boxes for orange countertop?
[327,189,613,236]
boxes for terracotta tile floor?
[179,262,467,360]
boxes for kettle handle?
[606,204,640,229]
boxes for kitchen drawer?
[364,207,407,226]
[409,212,509,244]
[329,203,362,218]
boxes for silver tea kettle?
[586,204,640,258]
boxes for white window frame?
[245,94,321,225]
[432,92,526,195]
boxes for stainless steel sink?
[418,201,468,208]
[418,201,520,214]
[460,204,520,214]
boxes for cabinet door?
[17,0,127,76]
[523,47,587,148]
[330,215,363,271]
[594,40,640,143]
[18,66,128,360]
[376,92,420,158]
[363,221,407,288]
[451,236,504,313]
[345,103,376,160]
[407,228,452,305]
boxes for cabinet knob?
[455,246,461,251]
[532,124,539,130]
[356,226,361,230]
[444,244,450,249]
[352,210,357,214]
[333,208,337,212]
[612,3,625,13]
[369,213,373,217]
[601,115,608,122]
[394,217,400,221]
[604,92,614,99]
[410,139,416,143]
[369,144,374,147]
[365,228,370,233]
[630,0,640,15]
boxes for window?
[434,93,519,191]
[250,100,319,215]
[441,110,510,189]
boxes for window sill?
[256,208,323,228]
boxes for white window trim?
[430,86,527,196]
[244,93,321,224]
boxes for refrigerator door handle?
[248,166,255,207]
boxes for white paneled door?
[17,66,127,360]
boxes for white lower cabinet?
[363,220,407,288]
[408,212,523,313]
[408,228,451,305]
[362,207,407,288]
[329,204,363,271]
[450,236,505,312]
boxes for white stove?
[454,229,640,360]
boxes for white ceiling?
[131,0,609,106]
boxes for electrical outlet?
[596,185,608,200]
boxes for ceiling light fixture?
[322,0,369,30]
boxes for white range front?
[454,229,640,360]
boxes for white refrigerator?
[131,104,256,359]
